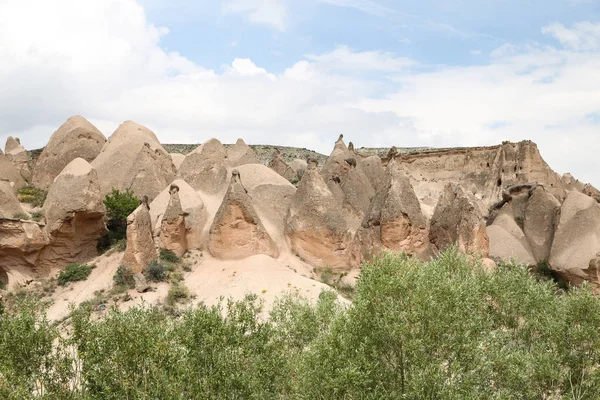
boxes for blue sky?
[0,0,599,185]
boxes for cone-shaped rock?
[360,155,386,193]
[5,136,20,154]
[37,158,107,273]
[523,187,560,262]
[320,134,354,182]
[227,138,260,167]
[268,149,289,177]
[150,179,207,251]
[0,154,26,189]
[91,121,176,199]
[170,153,185,171]
[286,159,358,270]
[429,183,489,256]
[178,138,229,194]
[0,180,25,218]
[288,159,308,182]
[208,170,279,259]
[549,191,600,285]
[123,196,158,273]
[158,185,188,257]
[341,158,375,218]
[359,161,429,259]
[33,116,106,189]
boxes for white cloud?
[222,0,287,31]
[542,21,600,51]
[0,2,599,187]
[319,0,401,18]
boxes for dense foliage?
[57,264,94,286]
[2,249,600,399]
[98,189,140,252]
[17,185,47,208]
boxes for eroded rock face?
[359,162,429,260]
[227,138,260,167]
[4,137,21,154]
[487,213,536,266]
[91,121,176,199]
[170,153,185,171]
[0,154,26,190]
[32,116,106,189]
[178,138,229,194]
[150,180,207,251]
[360,156,386,193]
[523,187,560,262]
[320,135,354,183]
[123,197,158,273]
[208,170,278,259]
[341,160,375,218]
[429,183,489,256]
[0,219,47,284]
[4,137,31,182]
[0,180,25,218]
[549,191,600,285]
[158,185,188,257]
[268,149,289,177]
[37,158,107,273]
[286,160,358,270]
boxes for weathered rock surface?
[5,137,21,154]
[32,116,106,189]
[0,180,25,218]
[4,137,31,181]
[134,272,150,293]
[0,219,47,284]
[360,155,386,193]
[150,180,207,251]
[549,191,600,284]
[523,187,560,262]
[170,153,185,171]
[37,158,107,273]
[178,138,229,194]
[91,121,176,199]
[359,161,429,260]
[268,149,290,178]
[123,197,158,273]
[320,134,354,182]
[487,213,536,266]
[208,170,278,260]
[286,160,358,270]
[227,138,260,167]
[341,160,375,218]
[158,185,188,257]
[288,159,307,182]
[0,154,26,189]
[429,183,489,256]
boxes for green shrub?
[17,185,47,207]
[159,248,180,264]
[145,260,169,282]
[166,283,190,305]
[30,211,44,222]
[113,264,135,290]
[99,189,140,252]
[57,263,94,286]
[11,212,29,220]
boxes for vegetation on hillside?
[57,264,95,286]
[2,248,600,398]
[98,189,140,253]
[17,185,47,208]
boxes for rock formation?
[227,138,260,167]
[487,213,536,266]
[123,196,158,273]
[288,159,307,182]
[341,159,375,218]
[208,170,278,259]
[320,134,354,183]
[286,159,358,270]
[170,153,185,171]
[549,191,600,284]
[32,116,106,189]
[5,137,21,154]
[429,183,489,256]
[268,149,289,177]
[0,154,26,189]
[178,138,229,194]
[360,155,386,193]
[91,121,176,199]
[523,187,560,262]
[150,180,207,251]
[4,137,31,181]
[157,185,188,257]
[0,219,47,286]
[359,161,429,260]
[37,158,107,273]
[0,180,25,218]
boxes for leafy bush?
[166,283,190,305]
[57,264,94,286]
[30,211,44,222]
[11,212,29,220]
[113,264,135,290]
[159,248,180,264]
[17,185,47,207]
[4,248,600,398]
[144,260,169,282]
[99,189,140,251]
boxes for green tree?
[99,189,140,251]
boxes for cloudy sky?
[1,0,599,185]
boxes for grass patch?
[166,283,190,306]
[12,213,29,220]
[113,264,135,292]
[159,248,181,264]
[30,211,44,222]
[17,185,47,208]
[144,260,169,283]
[57,264,94,286]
